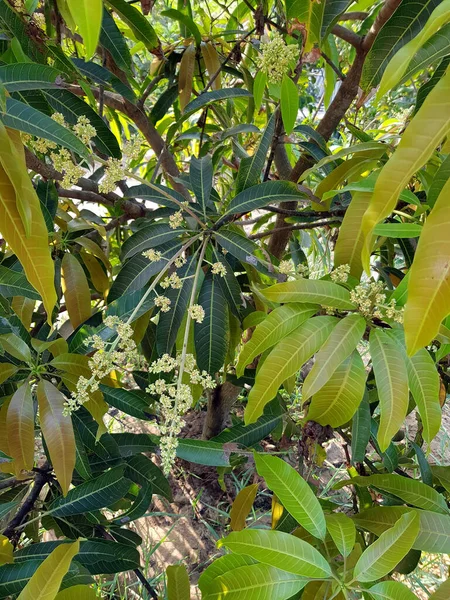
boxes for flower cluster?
[330,264,350,284]
[279,259,294,275]
[64,316,141,415]
[211,262,227,277]
[155,295,171,312]
[189,304,205,323]
[143,249,162,262]
[350,281,403,323]
[256,32,299,84]
[160,272,182,289]
[147,353,215,473]
[51,148,84,188]
[297,263,309,277]
[169,210,184,230]
[99,136,143,194]
[73,116,97,145]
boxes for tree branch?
[331,24,362,48]
[250,219,342,240]
[4,471,49,540]
[339,12,370,21]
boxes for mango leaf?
[167,564,190,600]
[67,0,102,58]
[245,316,337,423]
[373,223,422,238]
[195,271,229,375]
[351,392,371,461]
[37,380,75,497]
[302,313,365,400]
[378,0,450,98]
[400,24,450,85]
[106,0,159,50]
[285,0,323,51]
[354,512,419,582]
[99,385,151,421]
[281,75,298,135]
[212,413,282,447]
[1,98,88,159]
[219,529,332,578]
[308,351,367,427]
[71,59,135,102]
[429,578,450,599]
[125,453,172,501]
[120,223,181,262]
[55,585,98,600]
[236,303,318,377]
[368,581,419,600]
[361,67,450,272]
[253,71,266,114]
[190,154,213,218]
[325,514,356,558]
[201,42,221,89]
[415,56,450,113]
[369,328,409,452]
[230,484,258,531]
[48,466,131,517]
[184,89,252,114]
[162,9,201,46]
[255,453,326,540]
[0,266,40,300]
[221,181,308,220]
[100,8,132,72]
[199,555,256,594]
[0,364,18,386]
[17,540,80,600]
[262,279,355,310]
[0,535,13,565]
[214,229,273,275]
[178,43,195,112]
[0,64,60,92]
[7,381,34,473]
[61,253,92,330]
[348,474,449,514]
[176,438,230,467]
[202,562,307,600]
[321,0,353,39]
[361,0,442,92]
[0,332,31,363]
[404,175,450,354]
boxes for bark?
[202,381,242,439]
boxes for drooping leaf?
[190,154,213,218]
[201,42,221,89]
[17,540,80,600]
[236,303,318,377]
[351,392,371,463]
[125,453,172,501]
[281,75,298,135]
[214,229,273,275]
[302,313,365,400]
[321,0,353,39]
[368,581,420,600]
[219,529,332,578]
[178,43,196,112]
[255,453,326,540]
[212,413,282,447]
[230,484,258,531]
[400,24,450,86]
[48,466,131,517]
[245,316,337,423]
[0,332,31,363]
[361,67,450,272]
[369,328,409,452]
[308,351,367,427]
[262,279,355,310]
[120,223,181,262]
[55,585,98,600]
[7,381,34,473]
[0,64,60,93]
[166,564,190,600]
[202,562,307,600]
[325,514,356,558]
[105,0,159,50]
[100,385,151,421]
[285,0,323,51]
[37,380,75,497]
[162,8,201,46]
[0,266,40,300]
[353,512,419,582]
[100,8,132,72]
[66,0,103,58]
[404,176,450,354]
[0,363,18,386]
[184,89,252,114]
[195,271,229,375]
[61,253,92,330]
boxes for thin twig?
[250,218,342,239]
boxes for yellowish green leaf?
[37,380,76,496]
[429,578,450,600]
[230,483,258,531]
[167,564,190,600]
[334,192,371,278]
[201,42,221,90]
[67,0,103,58]
[80,251,109,295]
[325,514,356,558]
[0,363,18,385]
[11,297,35,330]
[7,381,34,473]
[55,586,98,600]
[61,253,92,329]
[368,581,419,600]
[179,44,196,112]
[0,333,31,364]
[0,534,14,565]
[262,279,355,310]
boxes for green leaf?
[71,59,135,101]
[55,585,97,600]
[190,154,213,218]
[262,279,355,310]
[67,0,102,59]
[229,484,258,531]
[369,329,409,452]
[334,192,372,278]
[428,154,450,208]
[212,251,242,319]
[214,228,273,275]
[222,181,307,220]
[253,71,266,113]
[351,392,371,463]
[120,223,181,262]
[368,581,420,600]
[400,23,450,86]
[415,56,450,113]
[212,413,282,447]
[307,351,367,427]
[405,175,450,354]
[377,0,450,98]
[429,578,450,599]
[43,89,121,158]
[348,474,449,514]
[373,223,422,238]
[202,562,307,600]
[325,514,356,558]
[48,466,131,517]
[109,432,156,457]
[198,555,256,595]
[255,453,326,540]
[285,0,323,51]
[195,271,229,375]
[235,112,276,193]
[354,512,419,582]
[236,303,318,377]
[105,0,159,50]
[361,0,442,92]
[1,98,88,158]
[0,64,60,92]
[245,316,337,423]
[361,65,450,272]
[281,76,298,135]
[219,529,332,578]
[100,8,132,72]
[99,385,152,421]
[0,266,40,300]
[161,9,201,46]
[157,256,197,355]
[17,541,80,600]
[166,564,190,600]
[184,89,252,114]
[321,0,353,39]
[176,438,230,467]
[124,183,194,212]
[302,313,365,399]
[125,453,172,501]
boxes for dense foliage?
[0,0,449,598]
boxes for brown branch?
[250,219,342,240]
[339,12,370,21]
[4,471,49,540]
[331,24,362,48]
